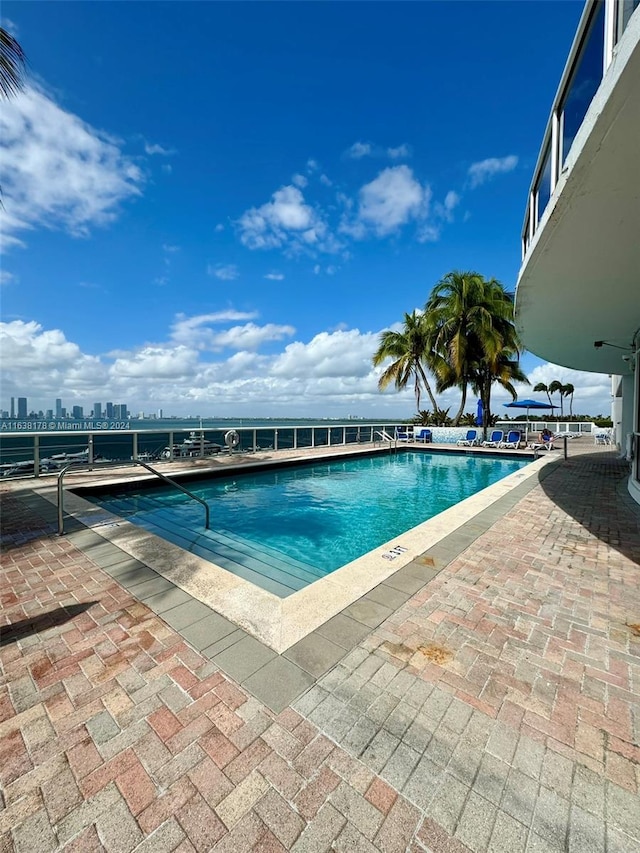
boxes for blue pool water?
[86,451,529,597]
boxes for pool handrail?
[57,459,210,535]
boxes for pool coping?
[38,447,556,651]
[21,447,561,712]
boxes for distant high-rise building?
[17,397,27,419]
[105,402,114,419]
[72,405,83,419]
[55,398,62,419]
[94,402,102,419]
[158,409,163,419]
[112,403,128,419]
[46,409,53,419]
[10,397,15,418]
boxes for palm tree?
[561,382,575,417]
[533,382,553,406]
[372,310,439,413]
[425,271,528,435]
[548,380,564,417]
[0,27,26,100]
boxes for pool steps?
[100,494,322,597]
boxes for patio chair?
[457,429,479,447]
[498,430,522,449]
[482,430,504,448]
[395,427,412,442]
[414,428,432,444]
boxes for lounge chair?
[395,428,412,442]
[498,430,522,449]
[457,429,479,447]
[414,428,432,444]
[482,430,504,448]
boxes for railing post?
[274,430,278,451]
[34,436,40,478]
[312,428,315,448]
[169,431,174,461]
[253,429,257,452]
[293,427,298,450]
[132,433,138,460]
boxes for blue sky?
[0,1,612,419]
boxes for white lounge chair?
[482,430,504,448]
[457,429,479,446]
[498,430,522,449]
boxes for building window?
[617,0,640,43]
[560,0,606,165]
[534,144,552,225]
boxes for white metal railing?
[56,459,211,534]
[0,423,407,480]
[521,0,639,259]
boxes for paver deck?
[1,442,638,852]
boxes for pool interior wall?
[75,448,531,599]
[58,446,552,652]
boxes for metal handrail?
[57,459,210,535]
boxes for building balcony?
[515,0,640,376]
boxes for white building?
[515,0,640,505]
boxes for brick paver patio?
[1,444,638,851]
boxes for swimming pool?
[84,450,530,597]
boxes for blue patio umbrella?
[475,399,483,427]
[503,398,557,437]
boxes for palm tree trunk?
[417,363,439,412]
[453,383,467,426]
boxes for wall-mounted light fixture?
[594,340,630,351]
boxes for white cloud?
[271,329,378,379]
[468,155,518,188]
[161,164,173,174]
[170,311,258,348]
[521,362,612,414]
[306,158,319,172]
[387,144,411,159]
[208,263,239,281]
[162,243,180,253]
[292,173,308,188]
[111,346,197,379]
[347,141,372,159]
[264,272,285,280]
[0,270,16,285]
[0,86,144,250]
[319,174,332,187]
[237,184,338,255]
[343,165,429,238]
[0,320,107,399]
[214,223,225,232]
[210,322,296,351]
[144,141,174,156]
[1,315,617,418]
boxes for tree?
[0,27,26,100]
[561,382,575,417]
[372,310,439,413]
[425,271,528,435]
[533,382,553,406]
[548,380,564,417]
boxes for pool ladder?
[56,459,210,535]
[375,430,400,452]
